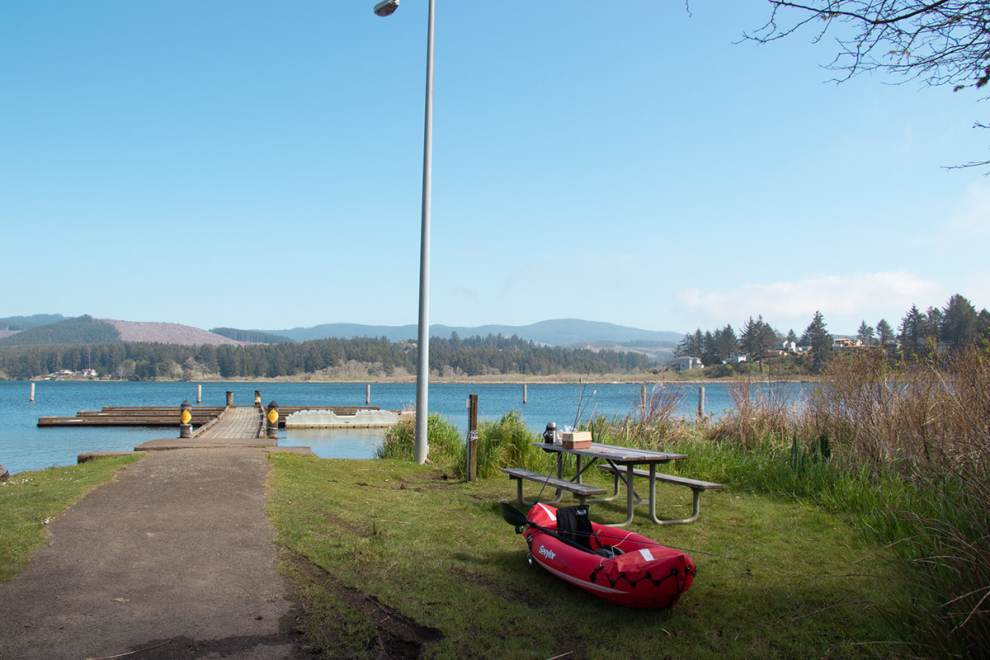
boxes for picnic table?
[529,442,688,527]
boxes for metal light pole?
[375,0,434,464]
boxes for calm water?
[0,380,810,474]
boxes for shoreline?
[8,374,819,385]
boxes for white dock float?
[284,409,402,429]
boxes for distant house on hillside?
[670,356,703,372]
[833,337,864,350]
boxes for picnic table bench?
[501,467,605,507]
[598,464,723,526]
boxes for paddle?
[500,502,530,531]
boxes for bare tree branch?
[746,1,990,168]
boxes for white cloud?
[679,272,942,331]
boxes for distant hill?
[0,315,120,346]
[103,320,243,346]
[210,327,293,344]
[258,319,682,347]
[0,316,244,347]
[0,314,66,332]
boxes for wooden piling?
[266,401,280,439]
[196,384,202,404]
[466,394,479,481]
[698,386,706,418]
[640,383,647,417]
[522,383,528,404]
[29,382,35,402]
[179,401,193,439]
[365,383,372,405]
[254,390,262,409]
[225,391,234,408]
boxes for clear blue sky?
[2,1,986,336]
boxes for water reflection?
[280,428,385,460]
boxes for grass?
[0,455,140,582]
[268,454,914,658]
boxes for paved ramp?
[0,448,301,658]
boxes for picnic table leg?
[619,464,636,527]
[575,455,582,484]
[588,460,636,503]
[596,465,637,527]
[648,477,704,526]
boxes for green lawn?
[0,455,140,582]
[268,455,914,658]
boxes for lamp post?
[375,0,434,465]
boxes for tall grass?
[473,411,553,479]
[378,415,462,468]
[595,347,990,655]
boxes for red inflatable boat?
[521,503,695,609]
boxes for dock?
[38,405,382,428]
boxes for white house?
[670,356,704,372]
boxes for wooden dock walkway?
[39,405,381,428]
[194,406,263,440]
[132,406,310,453]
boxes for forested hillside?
[210,327,293,344]
[0,316,120,346]
[0,334,653,380]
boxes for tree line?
[0,333,652,380]
[675,293,990,374]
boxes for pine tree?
[876,319,894,345]
[716,324,739,362]
[801,311,833,374]
[940,293,979,348]
[856,321,875,345]
[899,305,927,360]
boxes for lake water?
[0,380,811,474]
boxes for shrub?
[378,415,463,470]
[474,412,552,479]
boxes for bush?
[474,412,552,479]
[378,415,463,470]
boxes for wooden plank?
[532,442,687,464]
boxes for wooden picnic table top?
[531,442,687,464]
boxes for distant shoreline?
[10,374,819,385]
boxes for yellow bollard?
[179,400,193,439]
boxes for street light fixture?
[373,0,400,17]
[375,0,435,465]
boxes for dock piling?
[196,384,202,404]
[254,390,262,409]
[698,386,706,418]
[29,382,35,402]
[179,400,193,439]
[226,391,234,408]
[365,383,371,405]
[266,401,280,440]
[465,394,479,481]
[522,383,528,404]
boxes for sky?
[2,1,987,336]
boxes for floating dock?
[38,405,383,428]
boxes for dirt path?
[0,448,300,659]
